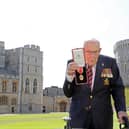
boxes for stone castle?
[0,41,70,114]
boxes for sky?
[0,0,129,88]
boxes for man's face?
[84,41,101,66]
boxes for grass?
[0,112,128,129]
[0,113,67,129]
[125,87,129,107]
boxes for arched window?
[27,65,29,72]
[33,79,37,94]
[2,80,7,92]
[25,78,29,93]
[12,82,17,93]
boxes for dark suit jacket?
[63,55,126,129]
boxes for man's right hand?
[67,62,79,76]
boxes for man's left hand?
[118,111,129,123]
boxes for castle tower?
[17,44,43,113]
[114,39,129,86]
[0,41,5,68]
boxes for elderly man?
[63,39,128,129]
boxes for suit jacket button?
[89,105,91,109]
[90,95,93,99]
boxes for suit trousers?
[70,108,95,129]
[70,106,113,129]
[84,110,95,129]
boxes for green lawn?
[0,112,127,129]
[0,113,67,129]
[125,87,129,107]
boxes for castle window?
[25,78,29,93]
[35,67,37,73]
[12,82,17,93]
[124,63,127,73]
[27,56,30,62]
[33,79,37,94]
[27,65,29,72]
[35,57,37,63]
[2,80,7,93]
[0,96,8,105]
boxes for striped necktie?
[86,66,93,88]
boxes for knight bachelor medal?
[79,74,84,80]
